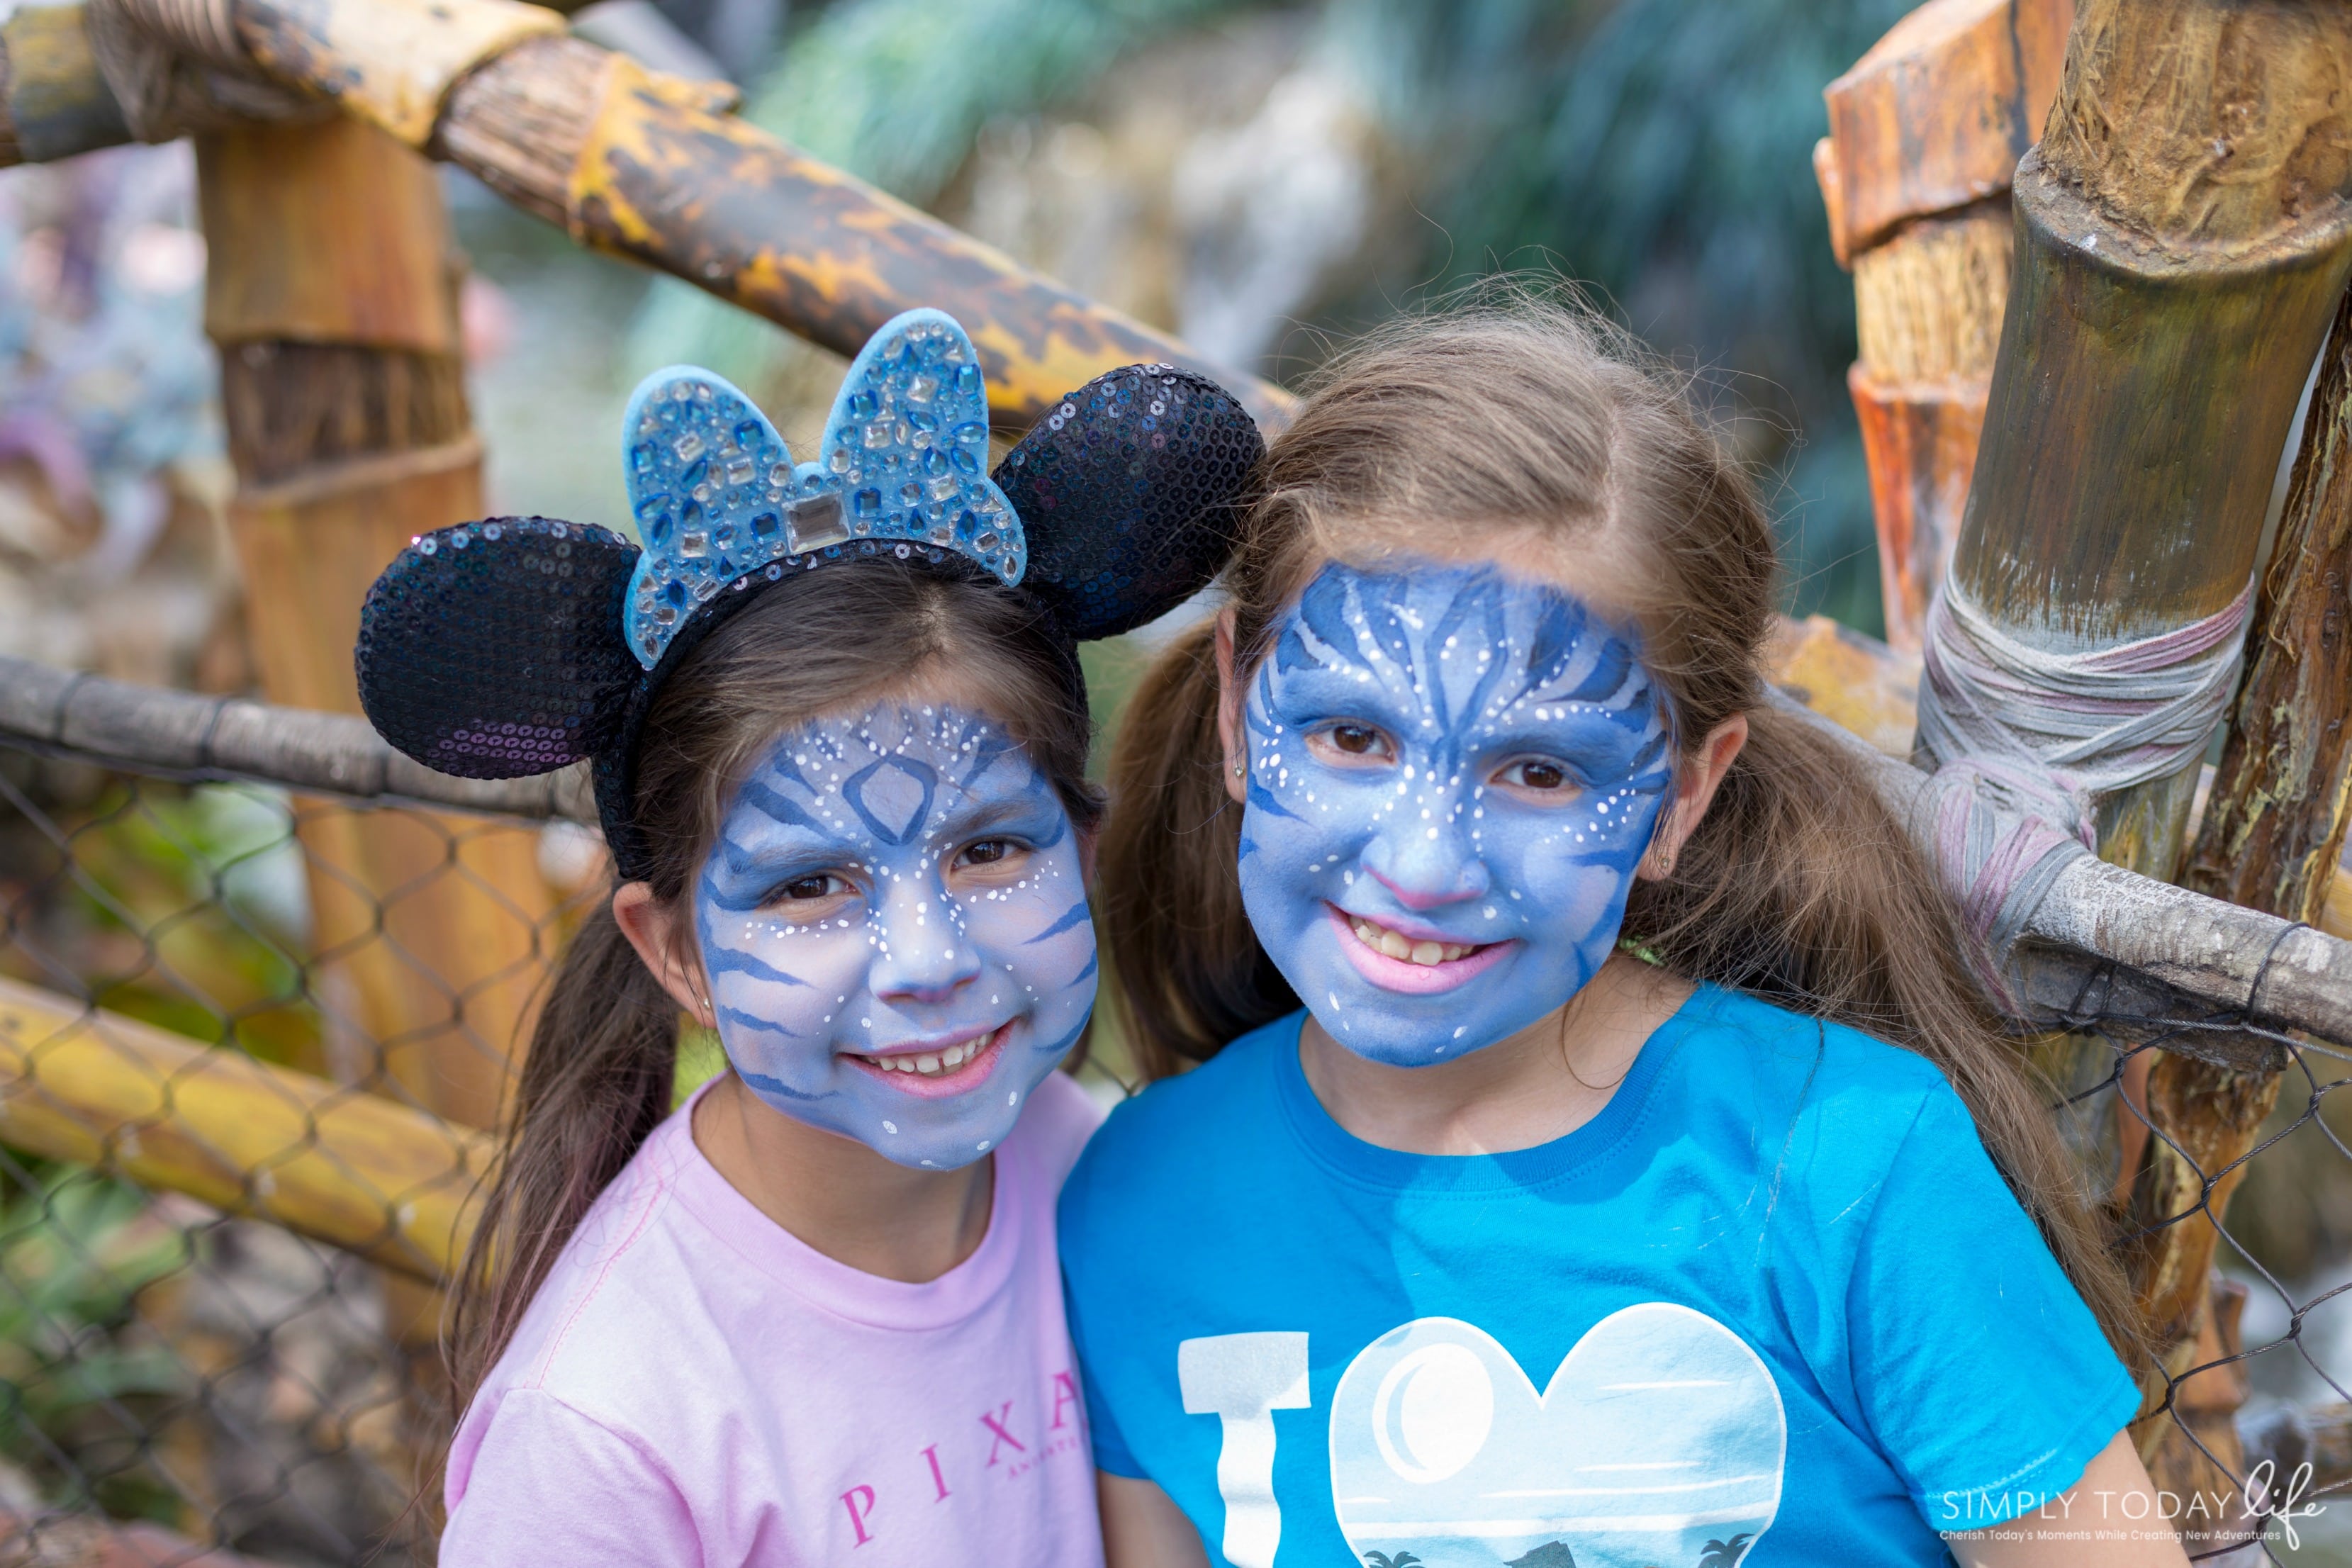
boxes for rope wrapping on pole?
[1913,567,2260,1009]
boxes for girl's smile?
[1328,905,1514,993]
[846,1020,1010,1094]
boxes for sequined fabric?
[622,309,1024,668]
[355,516,639,780]
[995,362,1265,641]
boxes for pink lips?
[1326,904,1514,995]
[847,1023,1011,1099]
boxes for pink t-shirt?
[442,1071,1107,1566]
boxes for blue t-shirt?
[1058,984,2138,1568]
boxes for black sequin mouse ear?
[992,364,1264,642]
[356,516,644,780]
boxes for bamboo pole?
[2168,269,2352,1520]
[1816,0,2071,653]
[193,119,560,1462]
[0,977,488,1284]
[197,117,556,1138]
[0,651,596,823]
[0,0,1288,430]
[1939,0,2352,1504]
[2184,289,2352,926]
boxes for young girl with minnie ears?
[1061,298,2183,1568]
[351,309,1261,1564]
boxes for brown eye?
[963,839,1009,866]
[780,873,838,901]
[1332,724,1379,755]
[1499,760,1574,792]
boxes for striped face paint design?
[693,702,1096,1170]
[1239,560,1674,1065]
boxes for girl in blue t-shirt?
[1061,298,2188,1568]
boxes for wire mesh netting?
[0,736,605,1567]
[4,732,2352,1563]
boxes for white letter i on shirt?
[1177,1333,1310,1568]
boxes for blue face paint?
[1238,559,1674,1066]
[693,702,1097,1169]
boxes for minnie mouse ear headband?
[353,308,1265,880]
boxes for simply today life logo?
[1937,1460,2328,1552]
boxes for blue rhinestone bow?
[620,308,1026,668]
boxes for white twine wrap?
[1913,566,2256,1011]
[84,0,323,145]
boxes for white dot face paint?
[1237,559,1674,1065]
[693,702,1097,1169]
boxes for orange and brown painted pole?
[1815,0,2071,654]
[0,0,1289,432]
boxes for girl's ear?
[1638,712,1749,882]
[1215,607,1248,805]
[611,883,715,1029]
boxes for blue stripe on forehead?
[1425,573,1511,732]
[1297,566,1367,668]
[732,775,829,837]
[956,724,1022,790]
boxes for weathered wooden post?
[196,118,563,1474]
[1815,0,2071,654]
[200,117,555,1135]
[1925,0,2352,1508]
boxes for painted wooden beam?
[0,977,489,1284]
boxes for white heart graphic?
[1330,1306,1784,1568]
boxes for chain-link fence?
[6,688,2352,1564]
[0,725,607,1567]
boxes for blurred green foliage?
[0,779,316,1069]
[0,1170,190,1521]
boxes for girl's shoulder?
[1673,983,1990,1210]
[1063,1012,1298,1201]
[1009,1067,1109,1192]
[1679,982,1956,1116]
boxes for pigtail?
[1097,621,1295,1080]
[447,901,681,1407]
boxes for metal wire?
[0,737,598,1565]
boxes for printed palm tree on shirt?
[1699,1534,1755,1567]
[1360,1554,1422,1568]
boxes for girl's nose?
[866,876,982,1002]
[1361,819,1490,910]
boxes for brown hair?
[449,558,1101,1406]
[1097,293,2141,1365]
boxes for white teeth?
[1351,917,1475,968]
[863,1037,990,1077]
